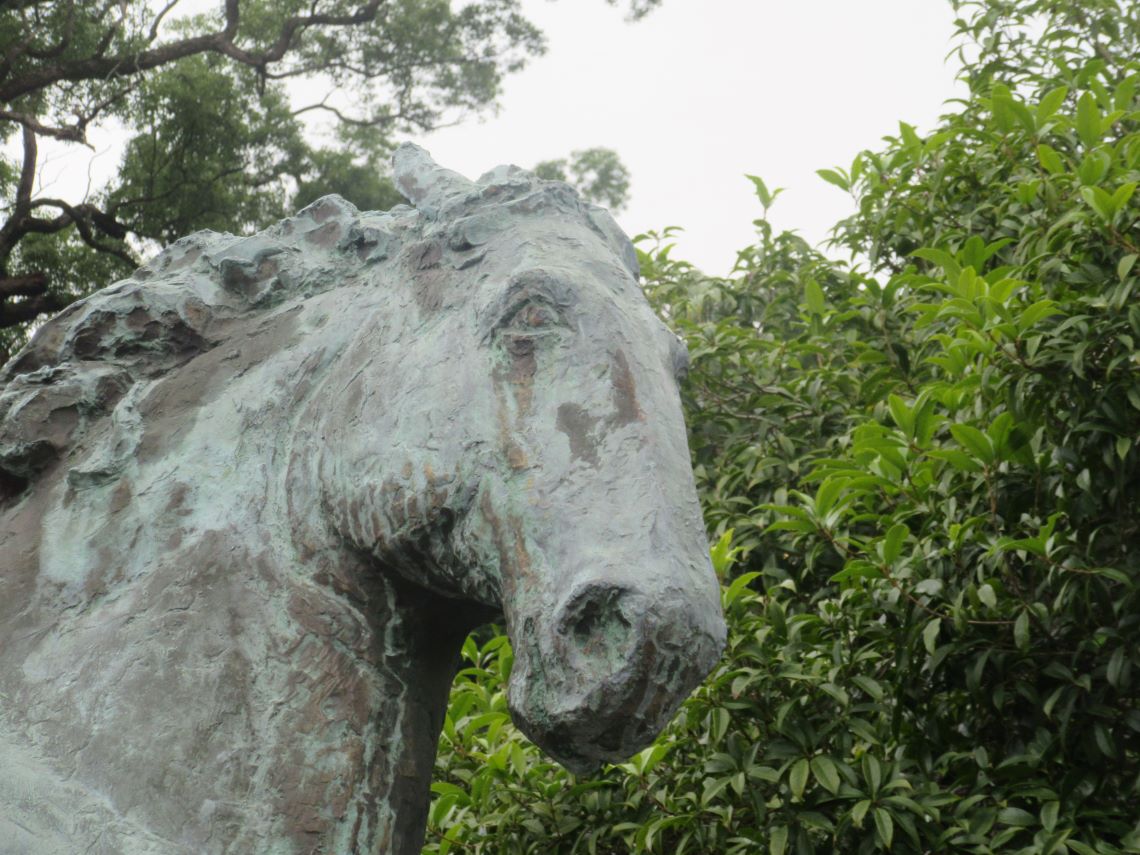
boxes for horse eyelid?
[499,295,568,333]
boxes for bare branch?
[0,0,385,104]
[15,124,36,209]
[31,199,128,239]
[0,291,62,327]
[213,0,385,70]
[0,110,86,143]
[0,273,48,298]
[67,215,136,267]
[291,100,395,128]
[0,125,39,267]
[224,0,240,38]
[146,0,183,45]
[18,205,136,268]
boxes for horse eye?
[515,303,556,328]
[506,300,562,332]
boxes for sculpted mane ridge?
[0,154,631,495]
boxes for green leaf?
[950,424,995,464]
[710,707,730,743]
[998,807,1036,826]
[1036,143,1065,174]
[1112,182,1137,215]
[804,278,826,315]
[1076,92,1102,147]
[831,560,885,583]
[770,825,788,855]
[911,247,962,282]
[746,174,783,209]
[1014,610,1030,652]
[1082,185,1115,220]
[811,755,842,794]
[887,394,914,436]
[852,675,885,701]
[851,800,872,828]
[789,758,810,800]
[723,571,761,606]
[978,583,997,609]
[874,807,894,849]
[1096,724,1117,757]
[709,529,740,578]
[881,523,909,564]
[929,449,983,473]
[1077,148,1111,186]
[817,168,850,191]
[1040,800,1060,832]
[1114,74,1138,111]
[923,618,941,654]
[1118,253,1138,282]
[1036,85,1069,122]
[814,477,846,516]
[862,754,882,795]
[1107,647,1126,688]
[990,83,1014,132]
[1018,299,1062,331]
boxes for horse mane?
[0,160,635,498]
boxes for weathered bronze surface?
[0,145,725,854]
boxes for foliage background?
[0,0,644,361]
[424,1,1140,852]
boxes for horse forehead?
[489,212,629,270]
[482,238,637,299]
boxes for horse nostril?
[560,585,635,663]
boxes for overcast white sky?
[422,0,966,274]
[30,0,967,275]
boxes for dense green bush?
[424,1,1140,852]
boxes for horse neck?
[0,309,478,853]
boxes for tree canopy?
[425,1,1140,852]
[0,0,649,360]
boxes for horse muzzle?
[506,580,726,774]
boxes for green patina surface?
[0,145,724,854]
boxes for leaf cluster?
[426,2,1140,853]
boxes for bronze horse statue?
[0,145,725,853]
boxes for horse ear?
[392,143,476,218]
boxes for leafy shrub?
[425,1,1140,852]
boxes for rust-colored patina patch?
[556,403,600,466]
[610,348,643,425]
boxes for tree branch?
[0,292,62,327]
[0,0,386,104]
[14,123,36,209]
[147,0,184,45]
[0,125,39,267]
[291,100,396,128]
[0,109,86,143]
[18,200,135,266]
[28,199,129,240]
[0,273,48,298]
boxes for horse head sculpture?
[0,145,725,854]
